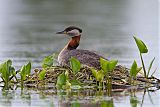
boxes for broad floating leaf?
[70,57,81,74]
[133,36,148,53]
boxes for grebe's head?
[56,26,82,37]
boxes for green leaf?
[97,70,104,82]
[130,60,142,78]
[130,60,137,77]
[0,60,15,84]
[147,57,155,77]
[38,69,46,80]
[20,65,26,80]
[100,58,118,74]
[70,57,81,74]
[56,72,66,89]
[91,68,104,82]
[25,62,31,75]
[20,62,32,81]
[100,58,109,73]
[133,36,148,53]
[108,60,118,72]
[41,54,55,68]
[9,66,15,75]
[91,68,97,78]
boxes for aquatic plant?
[91,58,118,88]
[130,60,142,78]
[130,60,142,84]
[100,58,118,92]
[147,57,155,77]
[38,54,56,81]
[38,69,46,80]
[0,35,158,92]
[69,57,82,89]
[41,54,56,68]
[56,57,82,90]
[70,57,81,75]
[19,62,31,89]
[0,60,15,89]
[91,69,104,82]
[56,71,71,90]
[56,72,67,89]
[100,58,118,75]
[133,36,155,78]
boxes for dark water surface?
[0,0,159,107]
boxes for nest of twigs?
[24,65,160,90]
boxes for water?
[0,0,159,107]
[0,87,159,107]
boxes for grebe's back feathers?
[58,49,107,69]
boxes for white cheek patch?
[68,29,80,37]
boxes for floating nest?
[24,65,160,90]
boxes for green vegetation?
[20,62,31,89]
[41,54,55,68]
[91,58,118,89]
[56,57,82,90]
[56,72,67,89]
[129,60,142,84]
[0,60,31,90]
[70,57,81,75]
[38,54,56,81]
[38,69,46,80]
[0,60,15,89]
[0,36,159,92]
[133,36,155,78]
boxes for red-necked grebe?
[56,26,107,69]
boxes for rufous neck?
[66,35,81,50]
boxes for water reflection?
[0,87,159,107]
